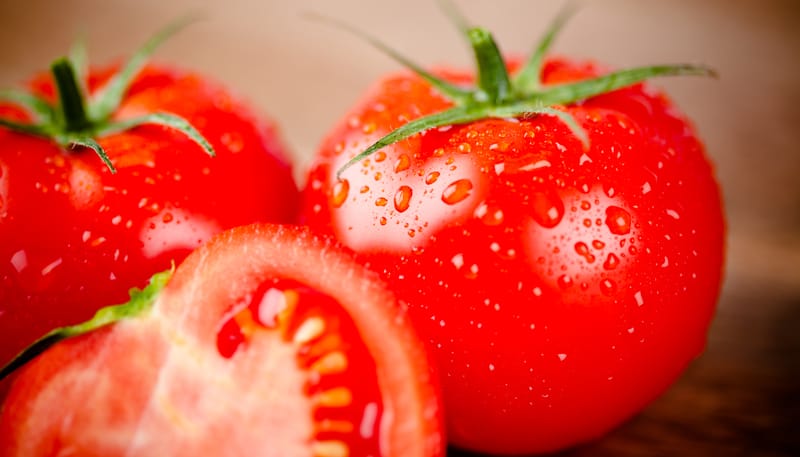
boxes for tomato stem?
[329,3,717,178]
[51,58,91,133]
[468,28,512,105]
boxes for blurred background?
[0,0,797,455]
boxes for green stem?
[468,27,512,104]
[51,58,91,132]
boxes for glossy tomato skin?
[302,58,725,454]
[0,224,444,456]
[0,65,299,367]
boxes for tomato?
[0,30,299,367]
[0,224,444,456]
[301,11,725,455]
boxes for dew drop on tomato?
[605,206,632,235]
[394,186,413,212]
[603,253,620,270]
[441,179,473,205]
[599,278,617,296]
[529,191,564,228]
[394,154,411,173]
[330,179,350,208]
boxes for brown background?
[1,0,798,455]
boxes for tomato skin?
[0,224,445,456]
[0,65,299,367]
[301,58,725,454]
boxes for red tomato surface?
[302,58,725,454]
[0,64,299,367]
[0,224,444,456]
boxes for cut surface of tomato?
[0,224,444,457]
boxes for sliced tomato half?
[0,224,444,457]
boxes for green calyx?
[0,270,171,381]
[333,1,716,178]
[0,17,214,174]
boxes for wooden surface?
[1,0,798,455]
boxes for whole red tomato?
[302,12,724,455]
[0,28,299,367]
[0,224,444,456]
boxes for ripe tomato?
[0,224,444,456]
[301,13,725,455]
[0,48,299,366]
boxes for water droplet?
[530,192,564,228]
[10,250,27,272]
[474,202,504,226]
[220,131,243,153]
[394,186,412,212]
[580,200,591,211]
[488,363,496,371]
[605,206,631,235]
[661,256,669,268]
[574,242,596,263]
[592,240,605,250]
[579,153,592,165]
[362,122,376,133]
[394,154,411,173]
[441,179,473,205]
[373,171,382,181]
[557,274,573,289]
[374,151,387,162]
[634,291,644,306]
[557,353,568,361]
[379,217,387,225]
[162,212,173,223]
[458,143,471,153]
[600,278,617,295]
[642,181,652,195]
[451,253,465,269]
[603,184,616,197]
[603,253,620,270]
[330,179,350,208]
[666,208,681,220]
[583,218,592,228]
[375,197,388,207]
[425,171,440,184]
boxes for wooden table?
[1,0,797,455]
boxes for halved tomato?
[0,224,444,457]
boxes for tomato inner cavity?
[215,279,384,457]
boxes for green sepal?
[514,2,577,94]
[0,117,50,137]
[89,15,200,121]
[0,270,172,381]
[535,64,717,106]
[306,13,472,104]
[0,89,54,123]
[96,112,216,158]
[69,35,89,96]
[58,135,116,173]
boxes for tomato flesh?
[216,279,385,457]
